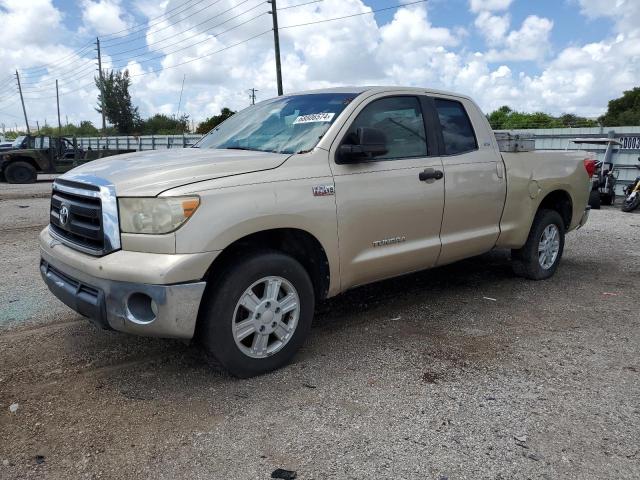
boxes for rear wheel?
[588,189,601,209]
[197,250,315,378]
[4,161,36,184]
[621,193,640,212]
[601,192,614,206]
[512,209,565,280]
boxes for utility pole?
[36,120,40,133]
[248,88,258,105]
[268,0,283,95]
[176,74,186,118]
[175,74,186,134]
[96,37,106,131]
[15,70,30,134]
[56,79,62,135]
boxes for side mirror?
[337,127,388,164]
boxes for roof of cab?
[284,86,474,102]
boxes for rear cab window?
[433,98,478,155]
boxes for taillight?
[584,159,597,177]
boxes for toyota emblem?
[59,205,70,226]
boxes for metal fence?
[75,134,203,151]
[75,127,640,195]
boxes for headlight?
[118,196,200,234]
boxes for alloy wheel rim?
[538,224,560,270]
[232,276,300,359]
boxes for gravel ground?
[0,181,639,480]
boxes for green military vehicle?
[0,135,134,184]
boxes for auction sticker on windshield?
[293,112,335,124]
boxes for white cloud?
[80,0,132,36]
[485,15,554,62]
[474,11,510,45]
[469,0,513,13]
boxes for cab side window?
[433,98,478,155]
[344,96,428,160]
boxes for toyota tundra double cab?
[40,87,591,377]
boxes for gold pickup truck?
[40,87,592,377]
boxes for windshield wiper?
[224,146,259,151]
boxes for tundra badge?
[373,236,406,247]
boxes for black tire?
[621,194,640,213]
[512,209,565,280]
[601,192,614,206]
[588,189,601,209]
[4,161,36,184]
[197,250,315,378]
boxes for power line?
[100,0,205,40]
[108,11,269,70]
[6,0,429,107]
[4,0,219,89]
[128,29,272,78]
[20,57,96,85]
[278,0,323,10]
[105,0,262,61]
[19,64,97,90]
[19,43,94,74]
[278,0,428,30]
[102,0,223,46]
[9,29,273,101]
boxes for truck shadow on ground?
[49,249,521,401]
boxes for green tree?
[487,106,596,129]
[139,114,190,135]
[39,120,100,137]
[76,120,100,136]
[598,87,640,126]
[196,107,235,134]
[95,69,140,134]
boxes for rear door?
[329,94,445,290]
[427,96,506,265]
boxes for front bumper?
[40,255,206,339]
[39,228,212,339]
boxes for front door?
[329,94,445,290]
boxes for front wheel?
[512,209,565,280]
[197,251,315,378]
[621,193,640,212]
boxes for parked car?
[39,87,592,377]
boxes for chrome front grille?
[49,176,121,256]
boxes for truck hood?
[63,148,290,196]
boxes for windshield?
[11,136,25,148]
[195,93,359,154]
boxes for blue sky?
[1,0,638,130]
